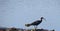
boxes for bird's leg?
[34,26,37,31]
[35,26,37,29]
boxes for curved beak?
[43,18,46,21]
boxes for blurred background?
[0,0,60,31]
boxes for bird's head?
[41,17,44,19]
[40,17,46,21]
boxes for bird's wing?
[31,20,41,24]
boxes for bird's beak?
[43,18,46,21]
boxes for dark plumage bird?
[25,17,45,27]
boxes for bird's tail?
[25,24,31,27]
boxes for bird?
[25,17,46,29]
